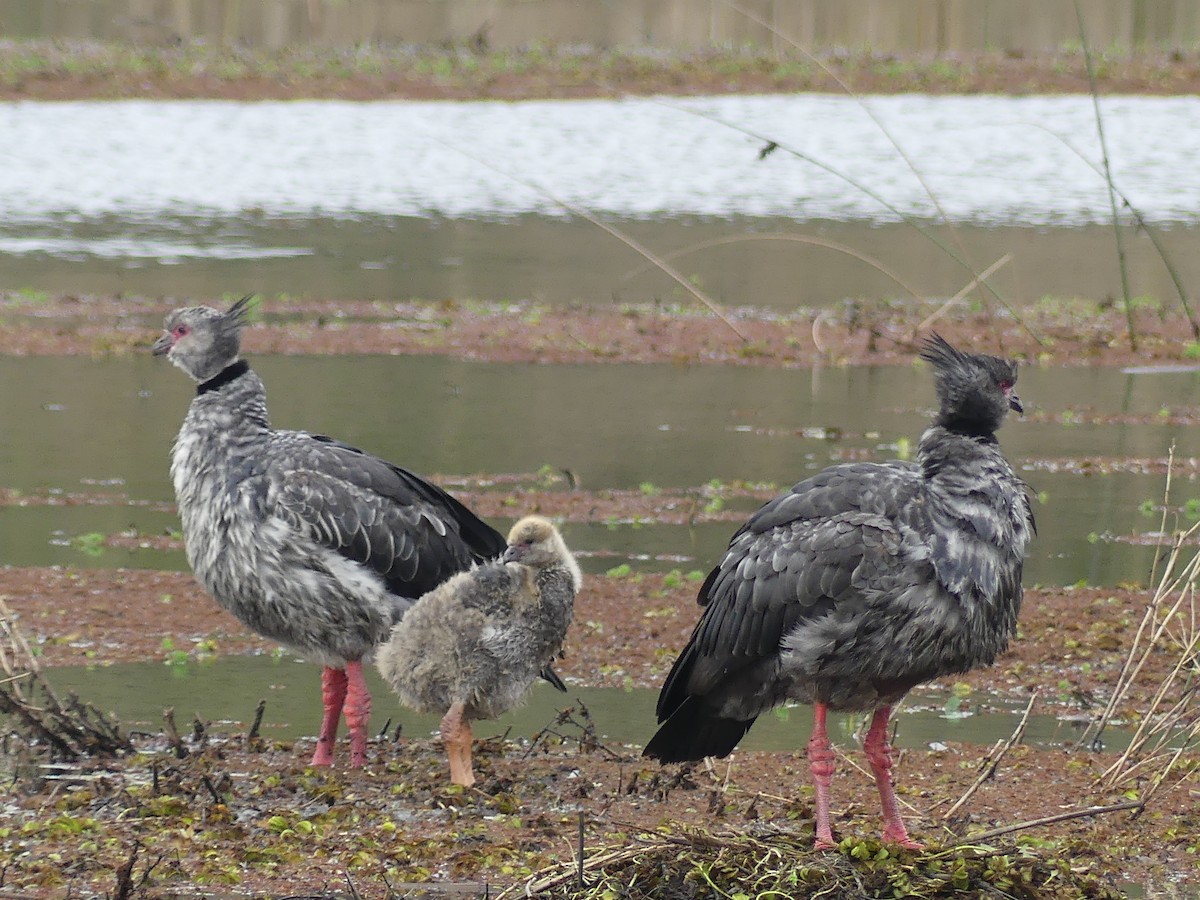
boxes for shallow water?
[4,96,1199,225]
[4,214,1197,311]
[1,354,1197,586]
[3,95,1200,308]
[49,655,1095,755]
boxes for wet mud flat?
[1,291,1198,370]
[7,44,1200,102]
[3,525,1198,895]
[1,295,1198,896]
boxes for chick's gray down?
[377,515,581,786]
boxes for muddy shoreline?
[4,555,1195,896]
[7,44,1200,102]
[2,292,1198,370]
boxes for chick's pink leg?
[864,705,922,850]
[440,701,476,787]
[312,666,348,766]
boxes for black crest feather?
[226,294,256,328]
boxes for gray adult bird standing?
[644,335,1034,849]
[376,515,581,786]
[152,296,517,768]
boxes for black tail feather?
[643,696,756,763]
[539,664,568,693]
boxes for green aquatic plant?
[72,531,106,557]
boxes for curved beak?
[1008,392,1023,415]
[502,545,522,564]
[151,334,172,357]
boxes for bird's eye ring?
[172,324,190,339]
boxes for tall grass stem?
[1075,0,1138,351]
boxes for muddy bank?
[2,292,1197,369]
[5,44,1200,102]
[0,565,1177,717]
[2,561,1196,896]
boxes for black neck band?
[197,360,250,396]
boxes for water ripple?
[1,95,1197,225]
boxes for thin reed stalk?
[620,233,926,302]
[1069,451,1200,805]
[1033,126,1200,339]
[709,0,1045,350]
[432,138,749,341]
[662,100,1046,348]
[1075,0,1138,352]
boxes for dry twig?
[942,691,1038,821]
[1073,449,1200,803]
[960,800,1143,844]
[0,597,129,760]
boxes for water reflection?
[4,214,1198,310]
[47,656,1095,754]
[1,355,1197,587]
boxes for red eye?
[998,380,1013,391]
[172,324,190,338]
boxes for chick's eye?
[172,324,190,338]
[998,379,1013,392]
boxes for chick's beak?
[502,545,523,564]
[1008,392,1023,415]
[151,334,173,356]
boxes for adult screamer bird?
[644,335,1033,849]
[376,515,581,787]
[152,296,559,768]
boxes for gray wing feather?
[249,432,501,598]
[657,463,924,718]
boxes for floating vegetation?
[505,826,1124,899]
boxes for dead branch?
[247,698,267,742]
[960,800,1143,844]
[162,707,188,759]
[0,598,129,760]
[942,691,1037,820]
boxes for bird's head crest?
[152,294,257,383]
[920,333,1021,435]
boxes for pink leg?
[343,659,372,768]
[807,702,837,850]
[440,701,476,787]
[312,666,348,766]
[864,706,923,850]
